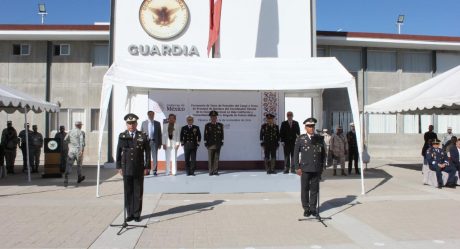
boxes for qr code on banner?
[262,91,278,120]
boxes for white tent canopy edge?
[97,57,365,196]
[364,65,460,114]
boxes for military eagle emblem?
[149,6,179,26]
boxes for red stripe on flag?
[207,0,222,57]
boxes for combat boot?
[264,159,270,174]
[270,159,277,174]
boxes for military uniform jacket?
[346,131,358,151]
[204,122,224,148]
[18,129,33,150]
[260,123,280,146]
[31,132,43,148]
[279,120,300,144]
[426,147,448,167]
[180,125,201,148]
[294,134,325,172]
[116,130,151,177]
[65,128,85,150]
[1,127,18,151]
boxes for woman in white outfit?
[162,114,180,176]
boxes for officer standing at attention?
[260,113,280,174]
[54,126,68,173]
[180,115,201,176]
[426,138,457,189]
[1,121,18,174]
[204,110,224,176]
[31,125,43,173]
[18,123,33,173]
[64,121,86,187]
[279,111,300,174]
[294,117,325,217]
[116,113,151,222]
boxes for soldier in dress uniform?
[54,126,68,173]
[294,117,325,217]
[346,123,360,174]
[116,113,151,222]
[204,110,224,176]
[180,115,201,176]
[1,121,18,174]
[64,121,86,187]
[426,139,457,189]
[260,113,280,174]
[30,125,43,173]
[279,111,300,174]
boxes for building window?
[91,109,100,131]
[402,51,431,73]
[436,115,460,134]
[54,44,70,56]
[92,44,109,67]
[12,44,31,56]
[331,48,361,72]
[368,50,397,72]
[368,114,397,133]
[403,114,419,134]
[50,108,85,131]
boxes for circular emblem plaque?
[47,140,58,151]
[139,0,190,40]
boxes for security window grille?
[54,44,70,56]
[12,44,31,56]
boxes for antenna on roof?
[38,3,48,24]
[396,14,405,34]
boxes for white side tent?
[365,65,460,114]
[97,57,365,196]
[0,84,60,182]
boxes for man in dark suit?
[294,117,325,217]
[141,111,162,176]
[180,115,201,176]
[204,110,224,176]
[116,113,151,222]
[260,113,280,174]
[346,122,360,174]
[280,111,300,174]
[449,139,460,185]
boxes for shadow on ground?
[143,200,225,224]
[388,163,422,172]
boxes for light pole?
[396,15,405,34]
[38,3,48,24]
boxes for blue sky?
[0,0,458,37]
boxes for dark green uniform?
[204,122,224,175]
[294,134,325,214]
[116,130,151,220]
[260,123,280,173]
[1,126,18,174]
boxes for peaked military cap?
[350,122,355,126]
[432,138,441,144]
[303,117,317,125]
[59,125,65,129]
[266,113,275,119]
[209,110,218,116]
[124,113,139,123]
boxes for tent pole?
[24,108,31,183]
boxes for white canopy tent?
[0,84,60,181]
[365,65,460,114]
[97,57,365,196]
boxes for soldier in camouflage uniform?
[64,121,85,187]
[1,121,18,174]
[204,110,224,176]
[260,113,280,174]
[294,117,325,217]
[30,125,43,173]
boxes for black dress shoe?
[134,217,141,222]
[303,209,311,217]
[209,173,213,176]
[310,210,318,217]
[214,172,219,176]
[445,183,456,188]
[126,216,134,222]
[153,172,158,176]
[283,170,289,174]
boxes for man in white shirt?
[141,111,162,176]
[162,113,180,176]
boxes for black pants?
[264,144,277,172]
[4,150,16,173]
[429,164,457,186]
[348,148,359,173]
[59,151,67,172]
[123,175,144,219]
[301,172,320,212]
[21,147,35,172]
[184,145,197,175]
[283,142,295,172]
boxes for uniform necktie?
[131,132,135,140]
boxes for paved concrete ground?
[0,158,459,249]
